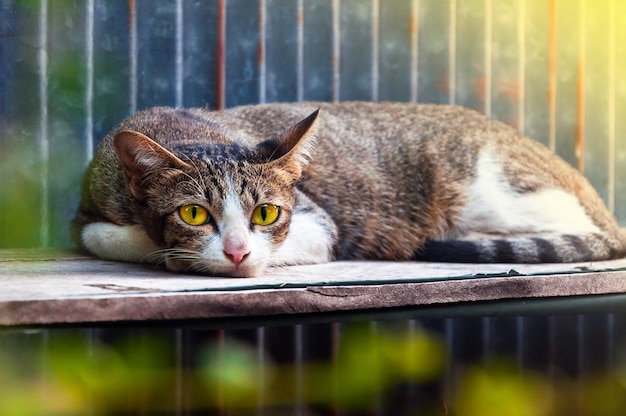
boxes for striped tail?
[413,233,626,263]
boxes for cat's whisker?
[142,249,168,265]
[178,172,208,199]
[145,248,207,269]
[190,261,214,274]
[166,249,203,260]
[161,166,209,201]
[186,157,210,193]
[264,145,282,164]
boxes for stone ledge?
[3,249,626,326]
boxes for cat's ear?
[263,109,319,180]
[114,130,190,200]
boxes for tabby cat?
[73,102,626,277]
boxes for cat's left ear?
[114,130,190,200]
[263,109,319,180]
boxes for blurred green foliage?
[0,326,443,415]
[0,132,47,248]
[455,362,553,416]
[3,325,626,415]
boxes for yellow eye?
[251,204,280,226]
[179,204,210,226]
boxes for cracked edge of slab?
[3,270,626,326]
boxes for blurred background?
[2,1,626,414]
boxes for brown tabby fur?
[73,102,626,276]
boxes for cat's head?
[113,110,319,277]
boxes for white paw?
[81,223,161,263]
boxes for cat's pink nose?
[223,248,250,265]
[223,234,250,266]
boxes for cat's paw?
[81,222,162,264]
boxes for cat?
[73,102,626,277]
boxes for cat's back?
[96,101,509,155]
[212,101,500,146]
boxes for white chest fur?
[269,209,335,266]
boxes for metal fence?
[1,0,626,248]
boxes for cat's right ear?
[262,109,319,182]
[114,130,190,200]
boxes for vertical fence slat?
[174,328,183,416]
[91,0,130,144]
[38,0,49,247]
[607,0,616,215]
[135,0,177,109]
[129,0,137,112]
[258,0,266,104]
[181,0,219,108]
[0,0,12,120]
[583,0,611,206]
[523,0,550,147]
[294,324,304,416]
[331,322,343,415]
[175,0,183,108]
[225,0,260,107]
[338,0,374,101]
[378,0,412,102]
[553,0,583,169]
[416,0,452,104]
[454,0,486,111]
[302,0,333,101]
[490,0,521,129]
[256,327,267,415]
[481,316,491,363]
[371,0,379,102]
[265,0,299,103]
[84,0,94,160]
[332,0,340,102]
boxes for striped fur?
[414,233,621,264]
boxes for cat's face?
[114,110,318,277]
[146,159,296,277]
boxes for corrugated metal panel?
[2,0,626,248]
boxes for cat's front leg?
[81,222,163,265]
[269,190,337,266]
